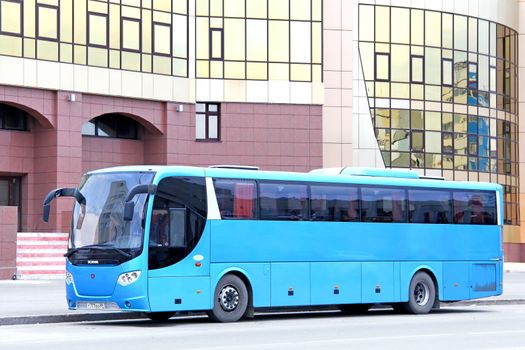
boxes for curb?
[1,299,525,326]
[0,312,144,326]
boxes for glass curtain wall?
[0,0,189,77]
[195,0,323,82]
[358,5,519,225]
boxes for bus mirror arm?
[42,188,86,222]
[123,184,157,221]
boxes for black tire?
[208,274,248,322]
[144,312,175,322]
[339,304,372,314]
[403,271,436,314]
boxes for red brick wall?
[82,136,145,174]
[167,103,323,172]
[0,206,18,279]
[504,243,524,262]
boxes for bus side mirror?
[123,184,157,221]
[43,204,51,223]
[123,201,135,221]
[42,188,86,222]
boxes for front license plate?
[86,302,106,310]
[76,301,120,311]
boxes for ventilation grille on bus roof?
[209,165,259,171]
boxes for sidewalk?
[0,264,524,326]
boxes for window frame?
[209,27,224,61]
[120,16,142,53]
[87,12,109,49]
[0,103,29,131]
[81,115,139,140]
[0,0,23,37]
[442,58,453,86]
[375,52,390,82]
[36,3,59,42]
[152,21,172,57]
[410,55,424,84]
[195,102,221,142]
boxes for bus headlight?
[117,271,141,286]
[65,271,74,285]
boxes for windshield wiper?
[64,248,79,258]
[74,244,132,258]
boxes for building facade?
[0,0,523,278]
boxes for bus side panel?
[210,263,271,308]
[148,276,211,312]
[271,263,310,307]
[310,262,361,305]
[469,262,498,299]
[399,262,443,302]
[442,262,470,301]
[361,262,395,303]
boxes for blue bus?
[43,165,503,322]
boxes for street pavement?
[0,263,523,326]
[1,304,525,350]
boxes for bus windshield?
[70,171,154,263]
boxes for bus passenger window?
[453,191,496,225]
[361,187,407,223]
[213,179,256,219]
[259,182,308,220]
[408,190,452,224]
[310,184,360,222]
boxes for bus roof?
[87,165,502,192]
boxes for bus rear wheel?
[403,271,435,314]
[209,274,248,322]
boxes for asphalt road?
[1,304,525,350]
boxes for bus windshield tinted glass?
[71,172,154,260]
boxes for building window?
[209,28,223,60]
[122,17,141,52]
[88,13,108,48]
[37,4,59,40]
[410,55,424,83]
[442,58,453,86]
[375,53,390,81]
[195,102,220,141]
[81,114,139,140]
[0,0,22,35]
[153,22,171,56]
[0,103,28,131]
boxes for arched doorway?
[0,103,38,230]
[81,113,145,173]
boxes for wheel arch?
[409,266,440,305]
[401,264,442,302]
[212,267,254,311]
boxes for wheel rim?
[219,285,240,312]
[414,281,430,306]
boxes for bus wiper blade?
[88,244,132,258]
[64,248,79,258]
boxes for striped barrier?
[16,232,68,280]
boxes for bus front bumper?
[65,264,150,312]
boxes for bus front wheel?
[403,271,435,314]
[209,274,248,322]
